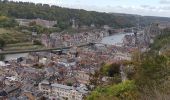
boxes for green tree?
[0,39,5,48]
[100,63,120,77]
[87,80,138,100]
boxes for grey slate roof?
[51,83,73,90]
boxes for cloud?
[140,5,156,10]
[105,5,170,17]
[57,3,170,17]
[160,0,170,4]
[8,0,170,17]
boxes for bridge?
[0,43,96,55]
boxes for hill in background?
[1,1,170,29]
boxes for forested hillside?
[1,0,170,28]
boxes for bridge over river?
[0,43,101,55]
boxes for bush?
[0,39,5,48]
[86,80,138,100]
[33,40,42,45]
[0,16,18,28]
[100,63,120,77]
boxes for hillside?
[87,29,170,100]
[0,28,30,44]
[0,1,170,28]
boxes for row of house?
[41,30,109,48]
[16,18,57,28]
[39,81,88,100]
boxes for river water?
[4,33,133,61]
[5,53,29,61]
[101,33,133,46]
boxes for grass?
[0,28,46,52]
[0,28,12,34]
[6,42,33,47]
[4,43,44,51]
[0,28,31,44]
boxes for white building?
[51,83,86,100]
[39,82,88,100]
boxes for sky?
[9,0,170,17]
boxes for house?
[39,80,51,94]
[91,24,95,28]
[15,19,32,26]
[45,67,56,76]
[3,85,21,97]
[75,71,90,84]
[39,57,48,65]
[34,18,57,28]
[0,61,6,67]
[41,34,50,47]
[16,18,57,28]
[103,25,111,30]
[81,25,88,30]
[114,52,132,61]
[0,90,8,99]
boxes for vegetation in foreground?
[87,29,170,100]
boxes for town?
[1,0,170,100]
[0,16,166,100]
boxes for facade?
[103,25,110,30]
[75,71,90,84]
[16,18,57,28]
[34,18,57,28]
[51,83,85,100]
[114,52,132,61]
[39,80,51,94]
[15,19,31,26]
[39,82,87,100]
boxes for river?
[101,32,133,46]
[5,53,29,61]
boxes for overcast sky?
[9,0,170,17]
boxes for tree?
[2,0,8,3]
[87,80,139,100]
[33,40,42,45]
[0,55,4,61]
[100,63,120,77]
[0,39,5,48]
[1,0,164,29]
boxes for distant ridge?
[1,1,170,28]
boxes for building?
[158,21,170,29]
[16,18,57,28]
[39,82,88,100]
[114,52,132,61]
[51,83,86,100]
[3,85,21,98]
[39,80,51,94]
[75,71,90,84]
[44,67,56,76]
[0,90,8,99]
[34,18,57,28]
[103,25,111,30]
[15,19,32,26]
